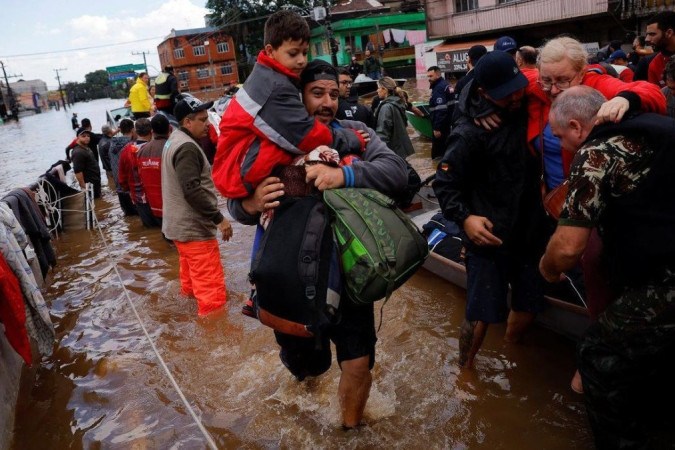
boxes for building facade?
[425,0,675,75]
[157,27,238,100]
[310,11,426,77]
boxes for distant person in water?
[71,112,79,131]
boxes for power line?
[0,36,166,59]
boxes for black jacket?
[433,80,547,256]
[336,97,375,129]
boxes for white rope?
[81,194,219,449]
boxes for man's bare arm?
[539,225,592,282]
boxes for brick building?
[157,27,238,100]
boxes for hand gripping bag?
[323,188,429,304]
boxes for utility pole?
[54,68,68,112]
[204,40,218,91]
[132,50,150,74]
[323,0,339,67]
[0,60,22,120]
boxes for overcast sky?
[0,0,210,89]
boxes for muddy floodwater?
[2,92,594,449]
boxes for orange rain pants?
[174,239,227,316]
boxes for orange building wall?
[157,31,238,98]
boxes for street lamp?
[204,40,217,91]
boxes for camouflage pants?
[578,274,675,449]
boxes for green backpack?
[323,188,429,304]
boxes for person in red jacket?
[137,114,172,225]
[118,118,158,227]
[213,10,336,200]
[523,36,665,191]
[645,11,675,87]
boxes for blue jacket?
[429,77,451,131]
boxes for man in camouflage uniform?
[539,85,675,449]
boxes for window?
[217,42,229,53]
[197,67,210,79]
[220,63,233,75]
[193,45,206,56]
[455,0,478,12]
[174,48,185,59]
[499,0,519,3]
[177,70,189,81]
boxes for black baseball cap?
[474,51,527,100]
[76,127,91,137]
[173,95,214,122]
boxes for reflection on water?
[3,97,592,448]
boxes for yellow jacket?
[128,78,151,113]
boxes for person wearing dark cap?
[608,49,634,82]
[161,96,233,317]
[451,44,488,124]
[494,35,518,55]
[71,112,79,131]
[137,114,172,224]
[229,59,407,429]
[433,51,548,369]
[71,128,102,198]
[154,65,179,115]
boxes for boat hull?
[406,103,433,139]
[412,210,590,341]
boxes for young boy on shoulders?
[213,10,363,199]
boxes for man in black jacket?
[154,65,180,115]
[335,68,375,128]
[433,51,548,369]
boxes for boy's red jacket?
[213,51,333,199]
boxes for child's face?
[265,39,309,76]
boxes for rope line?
[78,186,219,450]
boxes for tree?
[206,0,315,79]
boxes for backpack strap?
[298,200,326,302]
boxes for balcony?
[618,0,675,19]
[427,0,611,39]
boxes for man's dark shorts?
[274,299,376,380]
[465,250,546,323]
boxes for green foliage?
[205,0,316,78]
[64,70,127,101]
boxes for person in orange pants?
[161,96,233,316]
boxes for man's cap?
[300,60,339,88]
[474,50,528,100]
[76,127,91,137]
[164,65,174,72]
[173,95,214,122]
[608,49,627,62]
[468,45,488,62]
[494,36,518,53]
[73,112,77,116]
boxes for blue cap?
[608,50,627,62]
[494,36,517,53]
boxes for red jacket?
[118,141,146,204]
[137,138,166,217]
[648,51,669,87]
[525,68,666,180]
[213,51,333,199]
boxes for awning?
[433,39,495,73]
[432,39,495,53]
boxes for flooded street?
[1,96,593,448]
